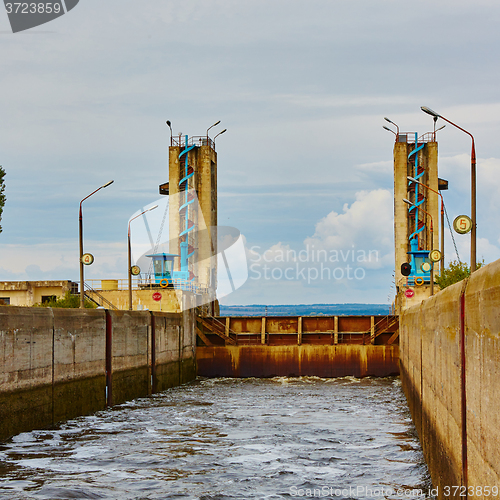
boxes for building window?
[41,295,57,304]
[0,297,10,305]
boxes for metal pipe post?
[79,204,84,308]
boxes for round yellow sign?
[453,215,473,235]
[130,265,141,276]
[429,249,442,262]
[81,253,94,265]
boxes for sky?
[1,0,500,306]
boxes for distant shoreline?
[219,303,391,317]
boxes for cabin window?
[154,260,162,276]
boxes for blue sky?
[1,0,500,305]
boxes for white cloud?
[0,241,125,282]
[304,189,394,269]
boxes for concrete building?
[161,133,218,292]
[393,131,440,312]
[0,280,76,307]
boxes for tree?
[435,259,484,290]
[37,291,97,309]
[0,166,5,233]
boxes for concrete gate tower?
[393,130,440,312]
[159,129,218,312]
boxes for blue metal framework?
[178,135,196,282]
[408,133,426,242]
[407,133,430,284]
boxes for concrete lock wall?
[0,306,196,442]
[400,259,500,497]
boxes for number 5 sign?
[81,253,94,265]
[453,215,473,235]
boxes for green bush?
[37,291,97,309]
[435,259,484,290]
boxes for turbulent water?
[0,377,432,500]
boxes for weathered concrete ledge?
[400,258,500,497]
[0,306,196,442]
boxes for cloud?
[0,241,126,282]
[304,189,394,268]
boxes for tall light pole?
[421,106,477,272]
[403,198,435,296]
[79,180,114,308]
[128,205,158,310]
[407,176,445,276]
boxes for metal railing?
[170,135,215,150]
[84,282,118,310]
[397,132,436,144]
[397,276,431,288]
[85,278,211,295]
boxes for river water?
[0,377,432,500]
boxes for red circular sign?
[152,292,162,302]
[405,289,415,298]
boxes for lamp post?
[79,180,114,308]
[383,125,397,138]
[433,123,446,141]
[166,120,173,145]
[403,198,434,295]
[384,117,399,137]
[421,106,477,272]
[407,176,445,276]
[214,128,227,141]
[128,204,158,310]
[206,120,221,140]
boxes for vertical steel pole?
[471,142,477,273]
[441,198,445,277]
[79,204,84,309]
[430,220,434,296]
[128,225,132,310]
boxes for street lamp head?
[166,120,171,127]
[383,125,396,135]
[207,120,221,135]
[435,124,446,132]
[101,180,114,189]
[421,106,440,118]
[403,198,414,206]
[148,204,159,211]
[214,128,227,140]
[407,176,418,184]
[384,117,396,125]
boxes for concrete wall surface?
[400,259,500,498]
[0,306,196,442]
